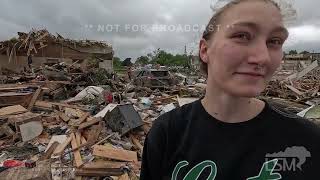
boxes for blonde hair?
[200,0,281,75]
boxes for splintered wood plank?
[0,105,28,116]
[130,134,143,154]
[71,133,83,167]
[93,145,138,162]
[285,85,304,96]
[36,31,49,41]
[53,136,72,155]
[78,118,100,130]
[82,160,126,170]
[34,101,52,109]
[77,112,90,125]
[87,122,103,144]
[40,141,59,160]
[28,87,42,111]
[0,123,15,136]
[75,169,123,177]
[57,111,70,122]
[34,101,88,111]
[80,136,87,145]
[51,102,88,111]
[75,132,81,146]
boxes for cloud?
[0,0,319,60]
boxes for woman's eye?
[232,32,251,41]
[267,38,284,47]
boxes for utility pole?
[184,45,187,55]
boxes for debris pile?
[262,61,320,125]
[0,59,205,179]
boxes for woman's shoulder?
[267,102,320,137]
[151,100,201,131]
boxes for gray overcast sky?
[0,0,319,60]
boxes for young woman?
[140,0,320,179]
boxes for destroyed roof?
[0,29,113,56]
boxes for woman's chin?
[228,86,264,98]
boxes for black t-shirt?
[140,100,320,180]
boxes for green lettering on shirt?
[247,159,282,180]
[171,160,217,180]
[171,159,282,180]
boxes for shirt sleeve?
[140,117,168,180]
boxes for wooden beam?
[287,60,319,80]
[75,169,123,177]
[75,132,81,146]
[0,123,15,136]
[78,118,100,130]
[93,145,138,162]
[82,160,126,170]
[35,100,89,111]
[130,134,143,155]
[80,136,87,145]
[28,87,42,111]
[285,85,304,96]
[36,32,49,41]
[51,102,89,111]
[34,101,52,109]
[40,141,59,160]
[0,105,27,117]
[57,111,70,122]
[71,133,83,167]
[77,112,90,125]
[53,136,72,155]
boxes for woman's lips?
[235,72,265,77]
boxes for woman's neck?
[201,87,265,123]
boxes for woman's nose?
[247,41,271,65]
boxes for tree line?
[113,48,191,68]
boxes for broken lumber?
[40,141,59,160]
[75,169,123,177]
[27,87,42,111]
[57,111,70,122]
[0,105,27,117]
[71,133,83,167]
[82,160,126,170]
[285,85,304,96]
[0,92,33,107]
[130,134,143,154]
[78,118,100,130]
[75,132,81,146]
[92,145,138,162]
[34,100,89,111]
[80,136,87,145]
[53,136,72,155]
[8,112,41,125]
[0,123,15,136]
[287,60,319,80]
[77,112,90,125]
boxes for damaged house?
[0,29,114,73]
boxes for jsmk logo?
[265,146,311,172]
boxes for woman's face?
[200,0,288,97]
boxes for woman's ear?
[199,39,209,63]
